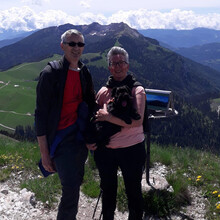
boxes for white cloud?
[108,9,220,30]
[80,0,91,9]
[21,0,49,6]
[1,6,220,32]
[0,7,35,31]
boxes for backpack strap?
[131,81,149,133]
[48,60,61,70]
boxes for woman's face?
[108,54,129,81]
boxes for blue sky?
[1,0,220,32]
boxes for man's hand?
[37,135,56,172]
[86,143,97,151]
[42,153,56,172]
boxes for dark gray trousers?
[54,136,88,220]
[94,141,146,220]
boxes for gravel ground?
[0,163,208,220]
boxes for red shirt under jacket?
[57,69,82,130]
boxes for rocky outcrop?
[0,163,208,220]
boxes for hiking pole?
[98,210,103,220]
[146,118,151,185]
[92,190,103,219]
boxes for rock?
[1,189,8,195]
[0,163,208,220]
[30,195,37,207]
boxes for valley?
[0,23,220,149]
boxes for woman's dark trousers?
[54,137,88,220]
[94,141,146,220]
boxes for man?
[35,29,96,220]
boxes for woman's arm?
[95,86,146,128]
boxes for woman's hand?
[95,104,111,121]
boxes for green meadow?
[0,55,61,132]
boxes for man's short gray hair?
[107,46,129,66]
[61,29,84,43]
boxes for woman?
[87,46,146,220]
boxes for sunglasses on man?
[63,41,85,47]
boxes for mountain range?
[0,29,35,41]
[1,22,220,149]
[138,28,220,48]
[0,30,35,48]
[1,22,220,99]
[2,26,220,74]
[139,28,220,72]
[174,43,220,72]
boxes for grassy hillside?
[0,55,61,132]
[175,42,220,72]
[1,137,220,219]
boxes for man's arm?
[37,135,56,172]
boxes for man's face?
[61,34,84,63]
[108,54,129,81]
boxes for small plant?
[143,189,175,217]
[166,172,191,208]
[0,167,11,182]
[81,152,100,198]
[21,174,61,207]
[1,138,220,219]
